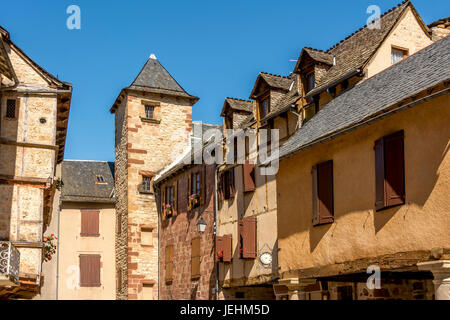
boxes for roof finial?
[149,53,157,60]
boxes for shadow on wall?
[0,95,19,242]
[276,99,450,257]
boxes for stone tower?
[110,54,198,300]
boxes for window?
[165,245,174,283]
[191,237,201,279]
[79,255,101,287]
[219,168,235,200]
[306,72,316,93]
[303,104,316,123]
[243,161,256,193]
[142,176,152,193]
[95,175,106,184]
[141,227,153,246]
[215,235,232,263]
[145,105,155,119]
[375,131,405,211]
[165,185,174,216]
[391,47,408,65]
[6,99,16,119]
[81,210,100,237]
[188,171,202,210]
[312,160,334,226]
[238,217,257,259]
[259,97,270,119]
[191,172,201,197]
[141,283,154,300]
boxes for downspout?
[155,185,161,300]
[55,193,61,300]
[214,165,219,300]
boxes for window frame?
[259,94,270,120]
[145,105,155,119]
[5,99,17,119]
[312,160,335,227]
[391,46,408,65]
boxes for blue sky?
[1,0,448,162]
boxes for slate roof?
[61,160,116,203]
[260,76,301,123]
[428,16,450,28]
[250,72,294,98]
[302,47,334,66]
[220,98,253,116]
[128,55,198,100]
[301,1,430,98]
[272,36,450,162]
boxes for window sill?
[191,275,201,280]
[80,283,102,288]
[312,218,334,227]
[80,234,100,237]
[138,187,153,195]
[376,202,404,213]
[140,117,160,124]
[141,244,154,248]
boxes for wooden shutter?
[374,131,405,211]
[161,187,166,219]
[173,180,178,216]
[384,131,405,207]
[223,234,233,263]
[218,173,224,203]
[81,210,99,236]
[80,255,101,287]
[165,245,173,282]
[187,173,192,209]
[238,220,244,259]
[215,236,224,262]
[200,166,206,205]
[374,138,386,210]
[243,161,256,192]
[229,168,236,198]
[317,160,334,225]
[191,238,201,278]
[312,165,319,225]
[242,217,257,259]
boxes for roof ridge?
[260,71,290,79]
[325,0,409,53]
[225,97,252,102]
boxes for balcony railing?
[0,242,20,286]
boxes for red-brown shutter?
[242,217,257,259]
[218,173,224,203]
[81,210,99,236]
[187,173,192,210]
[80,255,101,287]
[161,187,166,219]
[312,165,319,225]
[243,161,256,192]
[200,165,206,205]
[215,236,224,262]
[229,168,236,198]
[173,180,178,216]
[223,234,233,263]
[238,220,244,259]
[374,137,386,211]
[384,131,405,207]
[191,238,201,278]
[317,160,334,224]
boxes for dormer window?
[260,96,270,119]
[95,175,106,184]
[306,72,316,93]
[391,47,408,65]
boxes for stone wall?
[159,164,216,300]
[114,90,195,300]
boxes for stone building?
[154,122,220,300]
[0,26,72,299]
[56,160,116,300]
[110,54,198,300]
[274,34,450,301]
[214,0,450,300]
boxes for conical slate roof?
[127,54,196,99]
